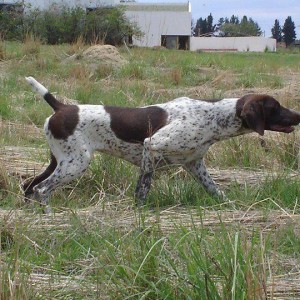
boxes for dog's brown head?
[237,94,300,136]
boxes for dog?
[23,76,300,211]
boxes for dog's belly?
[98,142,144,166]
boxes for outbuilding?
[124,2,192,49]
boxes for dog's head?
[237,94,300,136]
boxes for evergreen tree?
[282,16,296,47]
[206,13,214,33]
[194,14,261,37]
[230,15,239,25]
[194,14,215,36]
[220,15,261,37]
[271,19,282,42]
[240,16,248,25]
[216,17,225,28]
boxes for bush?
[84,6,141,45]
[23,4,85,45]
[0,4,142,45]
[0,4,24,40]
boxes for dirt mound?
[64,44,128,77]
[81,44,128,67]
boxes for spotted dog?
[23,76,300,211]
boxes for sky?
[138,0,300,38]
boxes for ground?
[1,44,300,299]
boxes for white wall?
[125,9,191,47]
[190,37,276,52]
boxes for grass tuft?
[22,34,41,59]
[0,39,6,60]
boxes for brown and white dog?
[23,76,300,211]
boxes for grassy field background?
[1,39,300,299]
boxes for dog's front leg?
[184,159,228,201]
[134,141,155,205]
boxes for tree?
[282,16,296,47]
[194,14,262,37]
[271,19,282,42]
[219,15,261,37]
[230,15,239,25]
[206,13,214,33]
[193,13,215,36]
[216,17,225,31]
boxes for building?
[190,36,276,52]
[124,2,192,49]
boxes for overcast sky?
[138,0,300,38]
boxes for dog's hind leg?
[33,150,92,212]
[23,152,57,202]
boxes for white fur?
[25,76,48,97]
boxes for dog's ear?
[241,100,265,136]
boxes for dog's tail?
[25,76,64,111]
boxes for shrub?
[84,6,142,45]
[0,4,142,46]
[0,4,24,40]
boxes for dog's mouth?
[269,124,295,133]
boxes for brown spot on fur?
[48,105,79,140]
[105,106,168,143]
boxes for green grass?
[0,209,270,299]
[1,41,300,298]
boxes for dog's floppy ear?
[241,99,265,136]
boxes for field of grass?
[1,39,300,299]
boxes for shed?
[124,2,192,49]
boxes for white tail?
[25,76,48,97]
[26,76,63,111]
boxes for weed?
[170,68,182,85]
[70,64,89,80]
[0,39,6,60]
[22,34,41,59]
[0,162,10,194]
[119,61,146,79]
[67,35,86,55]
[94,63,114,79]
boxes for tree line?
[193,14,297,47]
